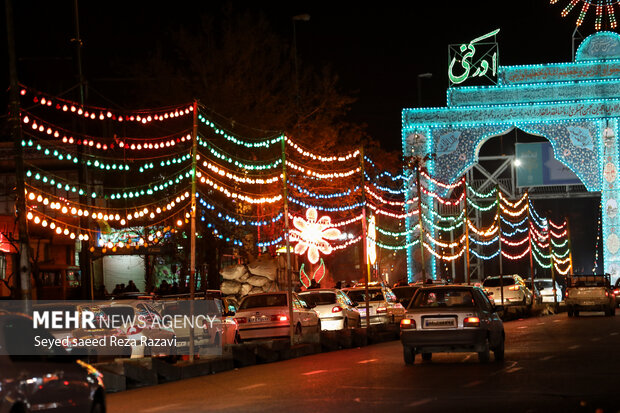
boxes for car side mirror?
[305,302,316,309]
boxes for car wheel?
[294,323,303,343]
[567,307,574,317]
[403,345,415,365]
[574,309,580,317]
[421,352,432,361]
[493,335,505,362]
[478,339,490,363]
[234,332,242,344]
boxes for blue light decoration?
[402,32,620,280]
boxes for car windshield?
[299,292,337,305]
[345,288,384,302]
[240,294,287,309]
[535,281,554,289]
[392,287,418,302]
[483,277,516,287]
[412,289,475,308]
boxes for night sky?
[2,0,604,273]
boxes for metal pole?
[548,216,558,309]
[526,193,535,290]
[281,137,295,343]
[464,176,471,285]
[6,0,31,304]
[497,186,504,307]
[72,0,93,300]
[188,100,198,361]
[566,217,574,274]
[416,167,426,280]
[361,146,370,329]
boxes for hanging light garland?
[20,85,193,123]
[26,169,96,198]
[501,247,532,261]
[198,137,282,170]
[197,172,282,204]
[367,202,418,218]
[467,219,499,237]
[285,137,360,162]
[202,161,281,185]
[291,182,360,199]
[109,170,193,200]
[423,241,466,261]
[425,232,466,248]
[421,212,465,232]
[420,185,464,206]
[466,184,496,198]
[199,197,283,227]
[471,249,501,260]
[198,113,283,149]
[467,198,498,212]
[286,161,360,179]
[364,173,407,195]
[499,192,528,209]
[550,0,619,31]
[469,235,499,246]
[501,215,528,228]
[288,197,363,212]
[420,171,464,189]
[375,238,420,251]
[365,185,414,206]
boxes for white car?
[298,289,361,330]
[342,285,406,325]
[234,292,320,341]
[534,279,563,303]
[482,275,533,307]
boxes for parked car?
[400,285,505,365]
[482,274,534,308]
[298,289,361,330]
[534,278,563,303]
[565,274,616,316]
[99,301,177,357]
[614,278,620,307]
[234,292,321,341]
[342,285,406,325]
[391,285,421,309]
[0,312,106,413]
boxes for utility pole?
[463,176,471,284]
[526,193,535,291]
[548,215,558,309]
[415,166,426,280]
[281,137,295,343]
[360,146,370,329]
[72,0,93,300]
[496,186,504,307]
[566,217,574,274]
[188,100,198,362]
[6,0,31,303]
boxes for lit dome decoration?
[290,207,341,264]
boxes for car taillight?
[377,307,387,313]
[271,315,288,322]
[234,317,247,324]
[614,289,620,295]
[331,305,343,313]
[400,318,415,329]
[565,290,569,298]
[606,291,609,297]
[126,326,143,335]
[508,285,519,291]
[463,316,480,327]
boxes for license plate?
[582,301,595,306]
[423,318,456,329]
[177,341,187,347]
[249,315,270,323]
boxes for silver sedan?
[400,285,505,364]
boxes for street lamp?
[417,73,433,107]
[292,14,310,111]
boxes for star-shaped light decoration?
[550,0,620,30]
[290,207,341,264]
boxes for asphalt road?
[107,312,620,413]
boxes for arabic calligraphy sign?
[448,29,499,87]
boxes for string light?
[471,249,501,260]
[375,239,420,251]
[197,172,282,204]
[499,202,528,217]
[548,219,567,230]
[367,203,418,218]
[499,192,528,209]
[420,185,464,206]
[501,247,531,260]
[425,232,466,248]
[291,182,360,199]
[550,229,568,238]
[286,161,360,179]
[423,242,466,261]
[551,238,569,249]
[501,236,529,247]
[289,197,363,212]
[286,137,360,162]
[20,85,193,123]
[376,225,419,238]
[467,219,499,237]
[199,197,283,226]
[503,226,528,237]
[198,113,283,149]
[365,185,414,206]
[467,198,498,212]
[198,137,282,170]
[26,169,96,198]
[365,173,407,195]
[466,184,496,198]
[109,170,193,200]
[332,236,363,250]
[469,235,499,246]
[202,162,281,185]
[420,171,464,189]
[501,215,528,228]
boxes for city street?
[107,312,620,413]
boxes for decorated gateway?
[402,31,620,282]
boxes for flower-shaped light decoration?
[290,207,341,264]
